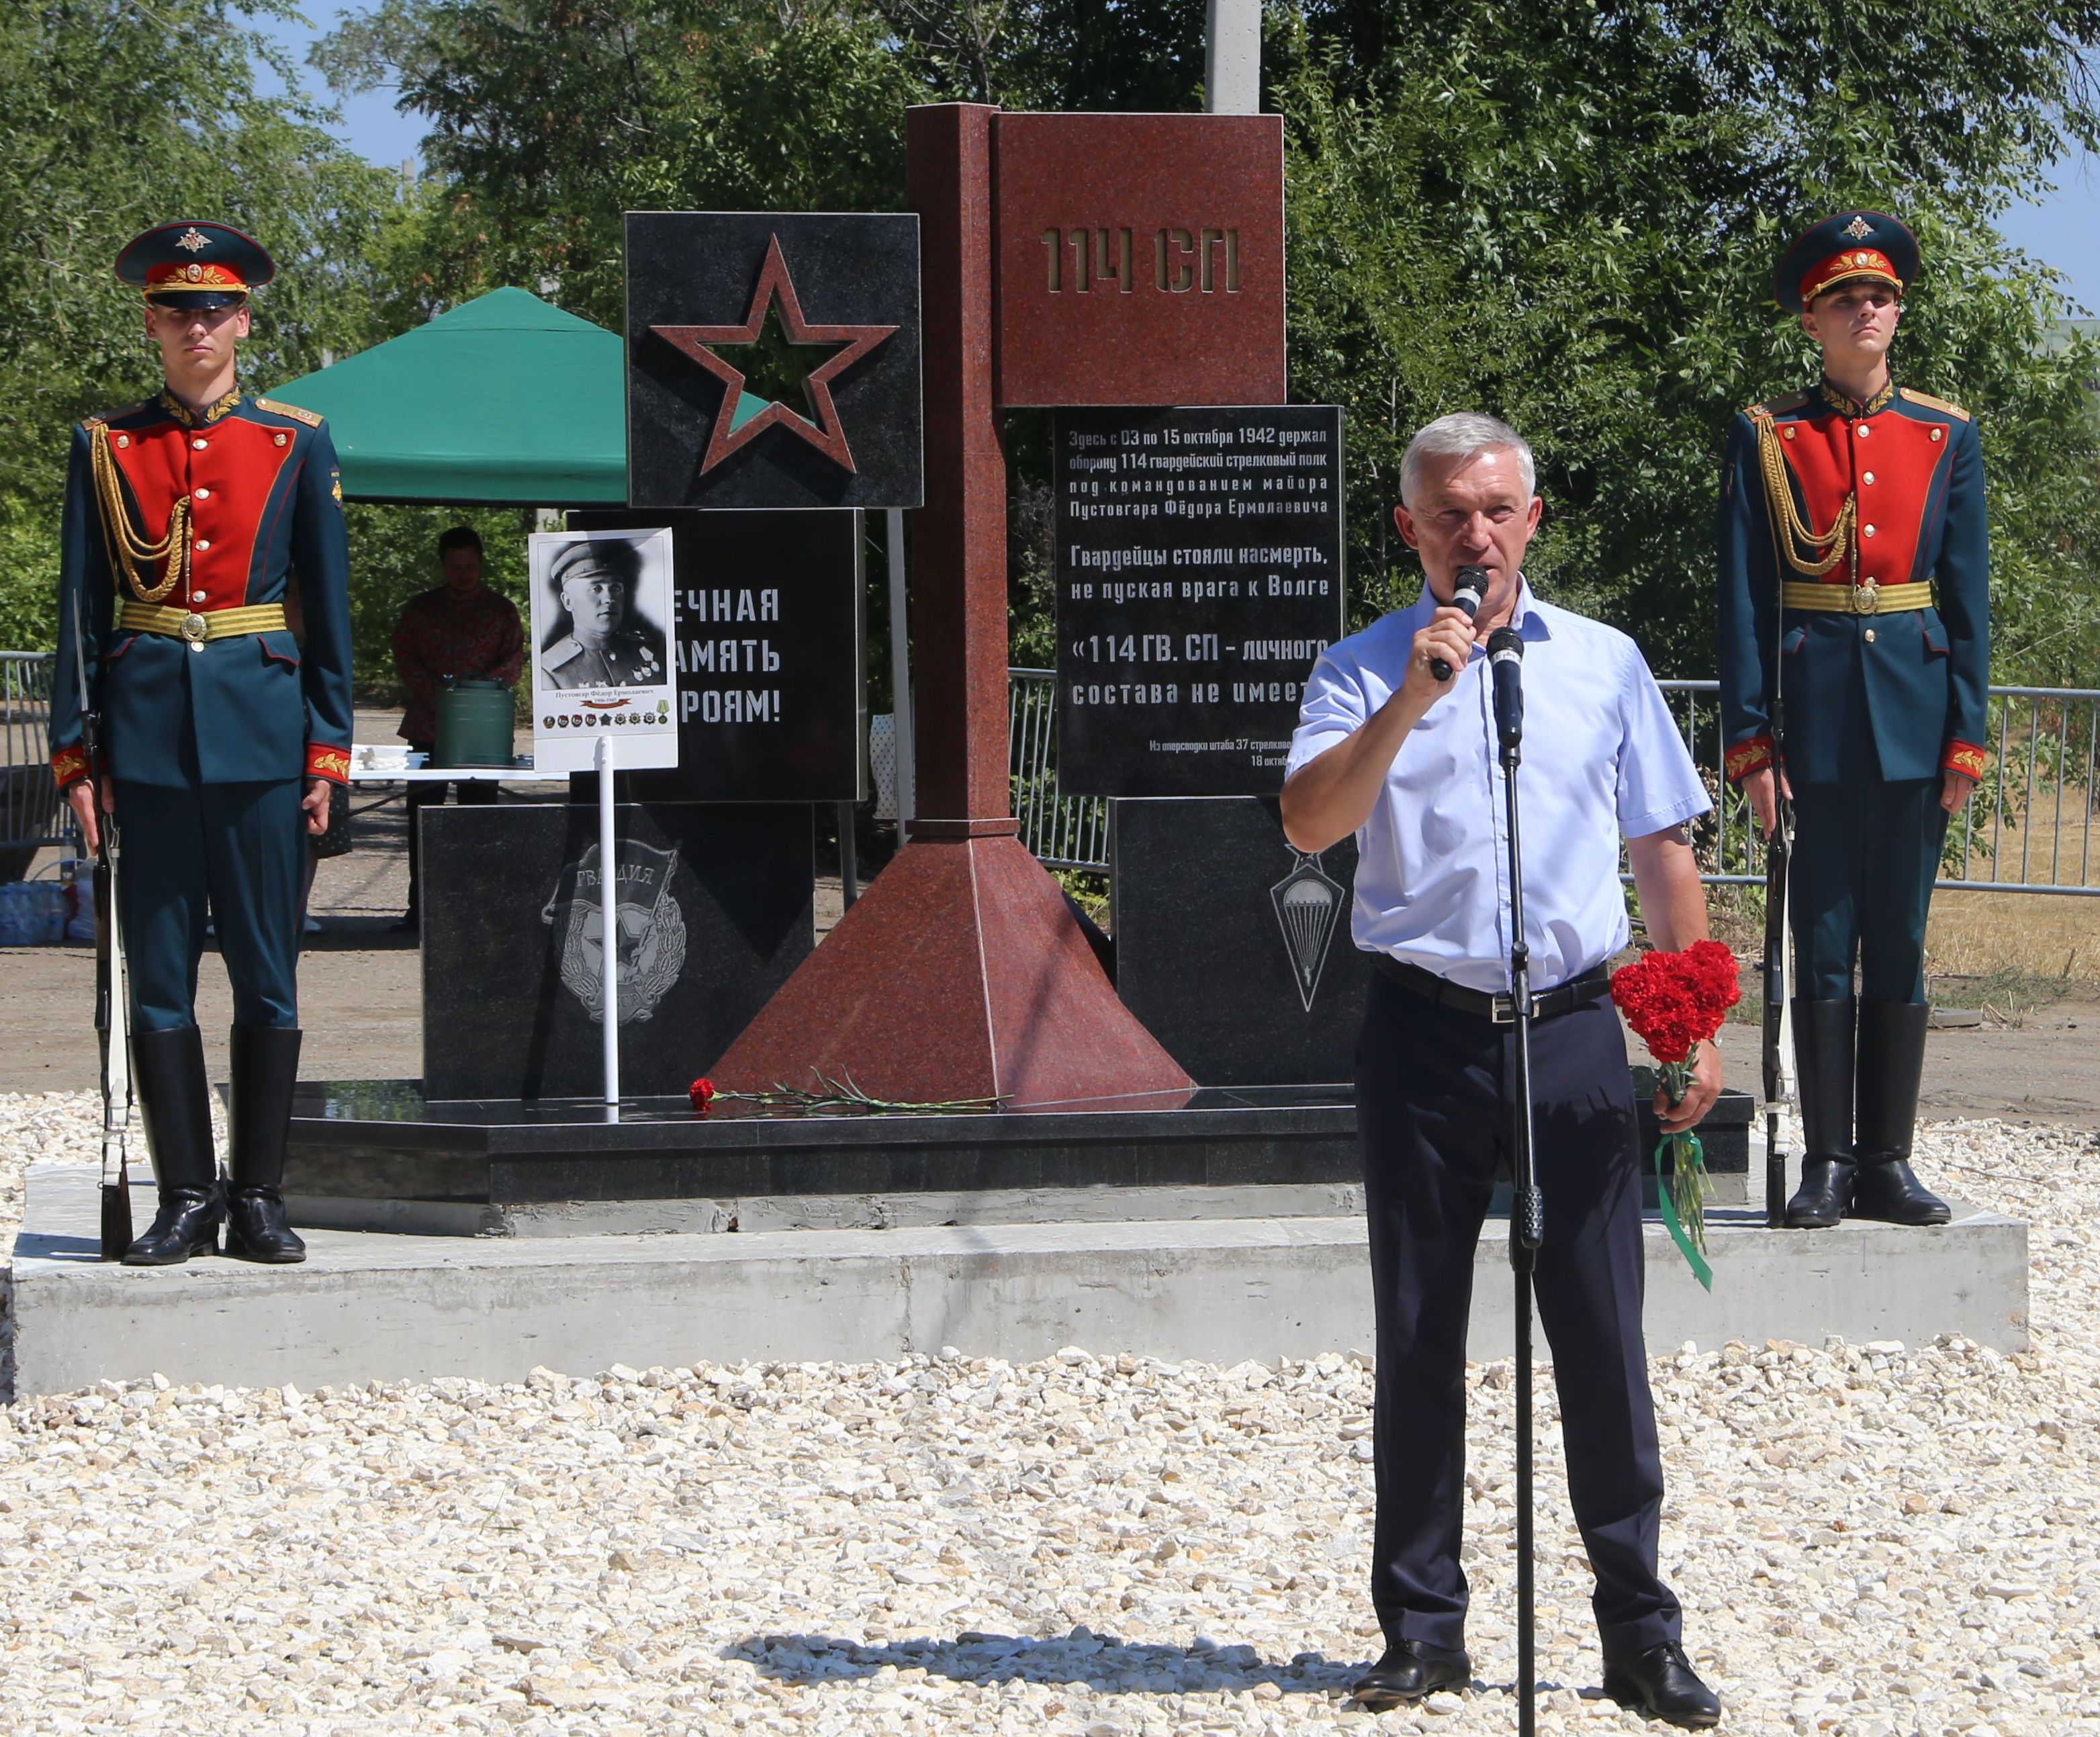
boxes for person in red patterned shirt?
[390,526,522,925]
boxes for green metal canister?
[433,680,515,767]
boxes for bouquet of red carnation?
[1609,940,1741,1290]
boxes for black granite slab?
[626,212,923,510]
[1054,406,1344,796]
[1113,796,1369,1086]
[1636,1080,1753,1177]
[569,508,864,802]
[420,802,812,1101]
[286,1080,1751,1207]
[287,1082,1359,1205]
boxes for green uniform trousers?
[113,778,306,1033]
[1789,780,1949,1004]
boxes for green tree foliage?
[315,0,923,328]
[7,0,2097,703]
[1273,0,2100,680]
[0,0,397,648]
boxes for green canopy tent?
[270,287,626,505]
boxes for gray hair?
[1399,412,1537,508]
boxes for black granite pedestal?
[283,1080,1753,1229]
[420,802,813,1100]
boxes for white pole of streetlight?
[1204,0,1262,114]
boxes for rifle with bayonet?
[92,754,134,1259]
[69,579,134,1258]
[1761,696,1794,1228]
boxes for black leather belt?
[1372,953,1612,1025]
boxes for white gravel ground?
[2,1090,2096,1736]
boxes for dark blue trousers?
[113,778,305,1033]
[1355,972,1680,1662]
[1790,780,1947,1004]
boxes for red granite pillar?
[903,102,1011,827]
[706,104,1193,1108]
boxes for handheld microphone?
[1489,625,1524,758]
[1428,564,1488,682]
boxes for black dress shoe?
[1602,1642,1721,1729]
[1351,1639,1471,1708]
[122,1185,223,1266]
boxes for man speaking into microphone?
[1280,414,1724,1727]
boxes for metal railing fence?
[1009,669,1107,871]
[1008,667,2100,894]
[1,653,68,867]
[1656,679,2100,895]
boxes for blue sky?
[262,8,2100,311]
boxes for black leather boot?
[223,1025,308,1264]
[123,1026,222,1266]
[1850,1000,1950,1225]
[1784,999,1857,1229]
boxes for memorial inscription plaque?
[1054,405,1344,798]
[626,212,923,510]
[571,509,864,803]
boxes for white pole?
[885,507,916,828]
[1204,0,1262,115]
[596,735,620,1115]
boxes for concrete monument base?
[10,1160,2025,1398]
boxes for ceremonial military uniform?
[49,221,352,1266]
[539,535,666,688]
[540,624,667,689]
[1717,211,1989,1229]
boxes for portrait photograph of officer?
[533,531,670,692]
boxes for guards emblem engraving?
[1270,849,1345,1012]
[541,838,687,1024]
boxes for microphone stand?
[1491,626,1541,1737]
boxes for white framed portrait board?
[528,525,680,773]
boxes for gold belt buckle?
[179,611,208,649]
[1852,580,1880,616]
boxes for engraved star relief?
[650,234,898,475]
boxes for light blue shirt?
[1286,579,1710,994]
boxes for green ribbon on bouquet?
[1656,1129,1713,1292]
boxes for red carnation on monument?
[1610,943,1742,1290]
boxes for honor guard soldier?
[49,221,353,1266]
[1718,211,1989,1230]
[539,537,668,690]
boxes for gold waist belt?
[1782,580,1933,616]
[118,602,287,646]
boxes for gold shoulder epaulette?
[1744,391,1809,420]
[254,396,324,427]
[1899,387,1971,422]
